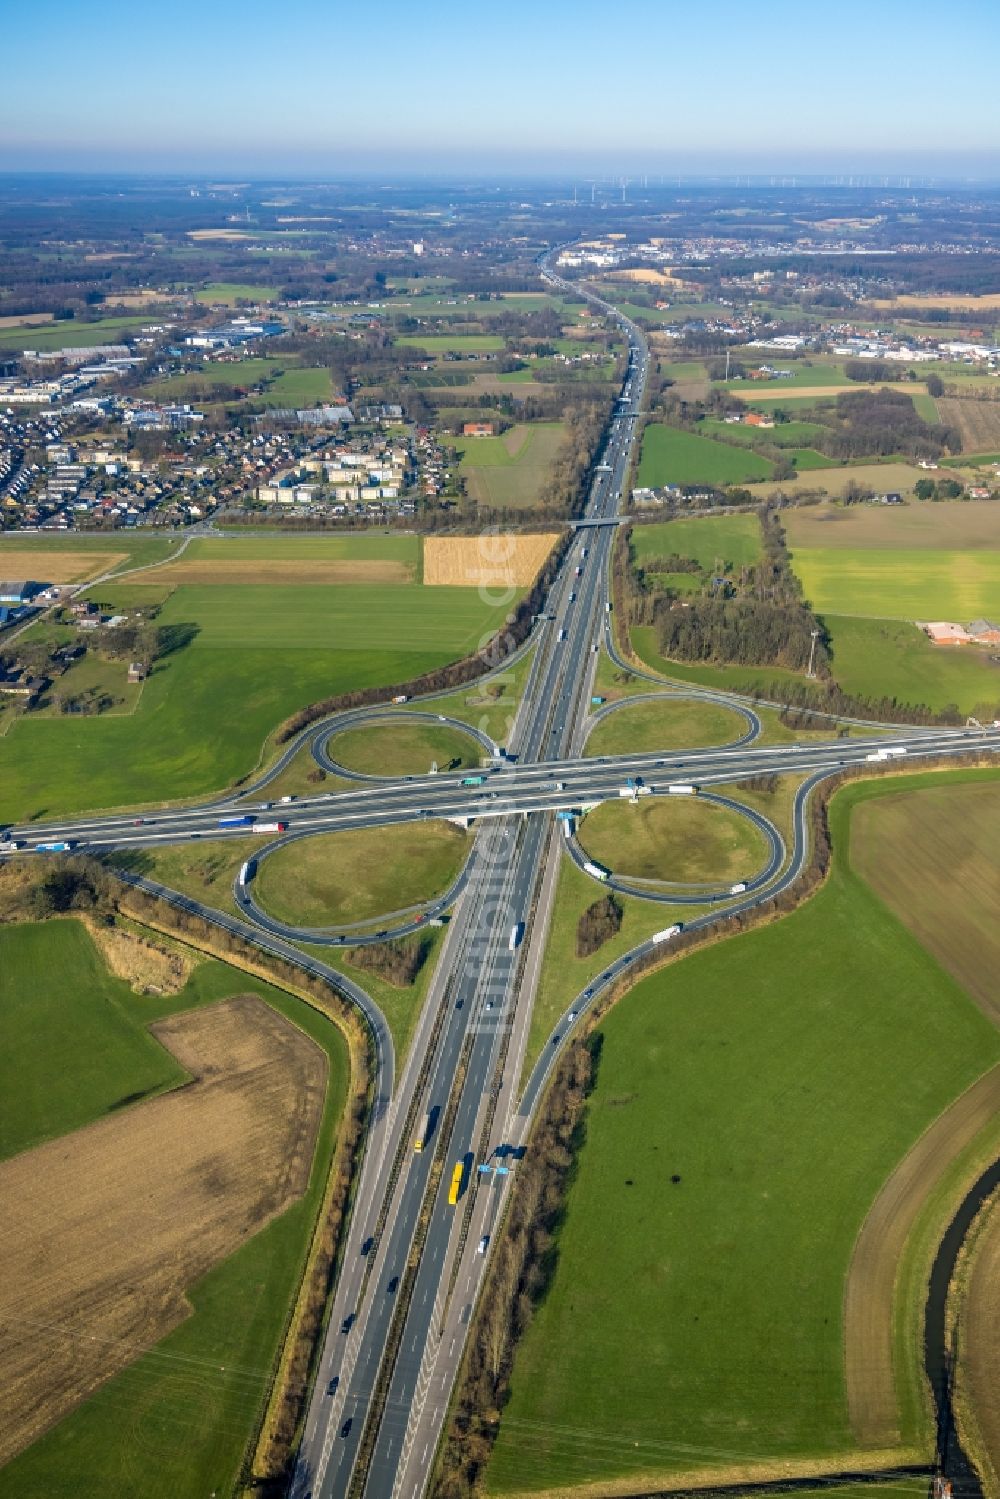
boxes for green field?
[396,333,504,352]
[298,925,448,1062]
[0,919,187,1159]
[721,360,850,391]
[0,917,349,1499]
[0,314,152,353]
[631,512,762,570]
[0,532,180,575]
[194,282,279,304]
[0,570,516,821]
[488,776,1000,1494]
[262,365,334,405]
[140,357,278,397]
[787,446,832,469]
[637,424,774,487]
[911,391,940,423]
[143,359,332,407]
[824,615,1000,714]
[456,422,565,509]
[584,696,748,757]
[404,644,536,746]
[700,417,830,449]
[791,548,1000,619]
[577,795,768,886]
[328,719,481,777]
[521,858,708,1084]
[255,821,469,927]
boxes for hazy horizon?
[4,0,999,177]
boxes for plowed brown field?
[0,994,326,1465]
[423,533,558,587]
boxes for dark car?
[341,1314,354,1335]
[361,1236,374,1256]
[341,1418,353,1439]
[387,1275,399,1294]
[327,1376,339,1396]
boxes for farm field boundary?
[469,767,1000,1499]
[843,1064,1000,1447]
[0,549,128,583]
[129,558,413,587]
[484,1449,927,1499]
[0,994,327,1468]
[783,502,1000,552]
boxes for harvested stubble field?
[0,549,127,582]
[784,501,1000,551]
[423,532,557,587]
[136,557,413,587]
[873,293,1000,312]
[0,994,326,1467]
[934,396,1000,453]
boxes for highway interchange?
[5,253,999,1499]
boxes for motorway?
[3,255,997,1499]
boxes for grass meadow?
[489,774,1000,1494]
[0,918,349,1499]
[328,719,481,776]
[793,547,1000,619]
[584,696,749,757]
[780,503,1000,709]
[631,512,762,570]
[0,531,179,575]
[254,821,469,927]
[577,795,769,886]
[396,333,504,352]
[194,282,279,304]
[637,423,774,487]
[0,561,517,821]
[520,857,709,1084]
[0,314,152,353]
[823,615,1000,713]
[455,422,565,509]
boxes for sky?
[3,0,1000,177]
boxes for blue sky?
[3,0,999,175]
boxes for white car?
[477,1236,489,1255]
